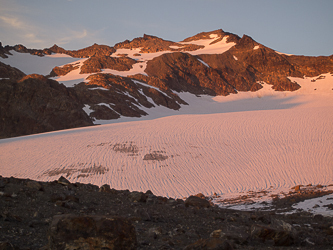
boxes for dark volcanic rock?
[48,214,137,250]
[0,74,93,138]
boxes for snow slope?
[0,51,80,75]
[179,35,236,55]
[1,74,332,201]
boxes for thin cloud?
[57,29,88,45]
[0,16,25,29]
[0,14,45,47]
[54,27,108,49]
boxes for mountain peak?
[182,29,237,42]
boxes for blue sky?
[0,0,332,56]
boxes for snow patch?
[83,104,94,116]
[209,34,218,39]
[197,58,210,67]
[169,45,183,49]
[253,45,260,50]
[293,193,333,217]
[132,79,163,93]
[180,36,236,55]
[50,58,90,87]
[233,55,238,61]
[288,73,333,94]
[275,51,293,56]
[88,87,109,91]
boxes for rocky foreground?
[0,176,332,249]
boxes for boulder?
[250,224,294,246]
[99,184,111,192]
[128,191,147,202]
[48,214,137,250]
[26,180,43,191]
[185,196,211,208]
[57,176,70,186]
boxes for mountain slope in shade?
[0,29,333,138]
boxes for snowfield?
[0,51,80,75]
[1,74,332,210]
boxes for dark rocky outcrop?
[49,63,80,77]
[46,43,116,58]
[0,44,50,58]
[80,55,137,74]
[185,196,212,208]
[0,42,11,58]
[145,52,237,96]
[0,74,93,139]
[72,73,184,121]
[0,62,25,80]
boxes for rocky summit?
[1,29,333,139]
[0,176,333,249]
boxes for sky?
[0,0,332,56]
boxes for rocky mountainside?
[0,74,92,138]
[0,29,332,138]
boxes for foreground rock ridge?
[0,176,333,249]
[0,29,333,138]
